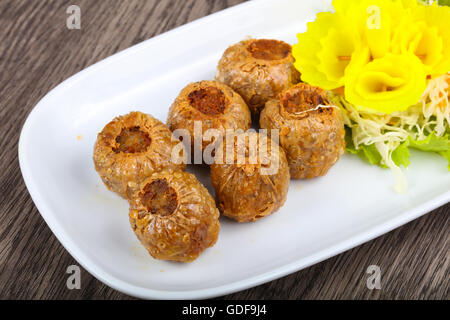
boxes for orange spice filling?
[188,86,227,115]
[247,39,291,61]
[282,85,330,115]
[113,126,151,153]
[140,179,178,216]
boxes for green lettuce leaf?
[345,127,386,167]
[408,134,450,170]
[403,134,450,170]
[407,133,450,152]
[358,143,383,166]
[345,128,450,170]
[391,141,411,168]
[420,0,450,6]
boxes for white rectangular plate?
[19,0,450,299]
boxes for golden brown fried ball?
[210,132,290,222]
[129,170,220,262]
[167,80,251,155]
[260,83,345,179]
[215,38,301,116]
[93,111,186,198]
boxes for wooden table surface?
[0,0,448,300]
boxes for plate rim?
[18,0,450,299]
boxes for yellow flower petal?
[316,25,360,85]
[292,11,361,90]
[345,52,427,113]
[358,72,406,98]
[393,2,450,76]
[334,0,411,59]
[293,0,449,114]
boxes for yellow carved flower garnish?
[345,52,427,113]
[333,0,408,59]
[393,2,450,76]
[291,0,450,114]
[316,24,361,85]
[292,12,360,90]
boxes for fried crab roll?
[129,170,220,262]
[210,132,290,222]
[260,83,345,179]
[215,38,301,116]
[167,80,251,154]
[93,111,186,198]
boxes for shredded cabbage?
[330,73,450,193]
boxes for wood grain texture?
[0,0,448,300]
